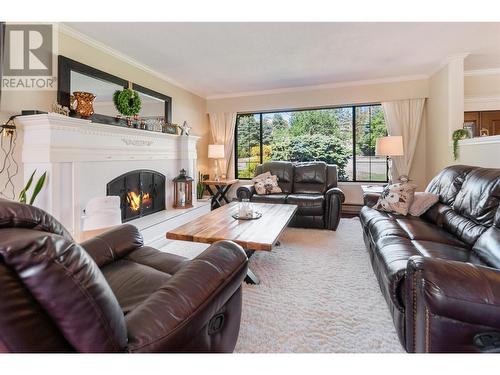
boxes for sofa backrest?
[473,206,500,268]
[255,161,294,193]
[0,199,128,352]
[424,165,500,251]
[293,161,328,194]
[326,165,338,189]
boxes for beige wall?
[426,65,453,180]
[207,79,429,113]
[426,57,467,182]
[464,72,500,112]
[464,73,500,97]
[0,27,210,198]
[208,79,430,204]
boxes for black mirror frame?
[57,55,172,128]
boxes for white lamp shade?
[83,196,122,231]
[208,144,225,159]
[375,136,404,156]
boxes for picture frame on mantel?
[163,123,178,135]
[57,55,173,130]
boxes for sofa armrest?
[125,240,248,352]
[325,187,345,203]
[80,224,144,267]
[406,256,500,352]
[325,187,345,230]
[363,192,380,207]
[236,184,255,200]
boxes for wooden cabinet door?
[480,111,500,136]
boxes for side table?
[202,179,239,209]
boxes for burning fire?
[127,191,152,211]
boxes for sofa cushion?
[255,161,294,193]
[411,240,475,262]
[452,167,500,226]
[251,193,287,204]
[293,162,327,194]
[426,165,476,206]
[252,172,282,195]
[409,192,439,216]
[102,246,188,314]
[286,194,325,216]
[473,227,500,268]
[374,183,417,216]
[395,217,469,248]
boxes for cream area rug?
[159,217,404,353]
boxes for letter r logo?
[3,24,52,76]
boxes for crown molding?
[58,24,206,99]
[464,95,500,102]
[206,74,429,100]
[428,53,470,77]
[464,68,500,77]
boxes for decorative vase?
[73,91,96,118]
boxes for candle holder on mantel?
[173,169,194,209]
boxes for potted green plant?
[196,171,205,199]
[452,129,469,160]
[19,170,47,205]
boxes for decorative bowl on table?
[232,211,262,220]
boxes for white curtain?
[208,112,237,177]
[381,99,426,181]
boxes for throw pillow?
[253,172,282,195]
[374,183,417,216]
[408,192,439,216]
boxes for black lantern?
[173,169,193,208]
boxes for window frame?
[234,104,389,183]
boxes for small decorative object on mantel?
[480,128,490,137]
[51,101,70,116]
[163,122,178,135]
[180,121,191,136]
[463,122,476,138]
[173,169,194,209]
[452,129,469,160]
[73,91,96,118]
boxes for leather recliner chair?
[0,198,248,353]
[360,165,500,353]
[236,161,345,230]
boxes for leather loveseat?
[0,198,248,353]
[360,165,500,352]
[236,161,345,230]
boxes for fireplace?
[107,170,166,222]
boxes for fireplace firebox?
[107,170,166,222]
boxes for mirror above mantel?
[57,55,172,130]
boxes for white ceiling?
[64,22,500,98]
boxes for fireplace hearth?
[107,170,166,222]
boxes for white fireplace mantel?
[19,113,199,163]
[16,113,200,240]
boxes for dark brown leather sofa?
[0,198,248,353]
[236,161,345,230]
[360,165,500,353]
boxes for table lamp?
[375,136,404,184]
[208,144,225,181]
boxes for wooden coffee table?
[166,202,297,284]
